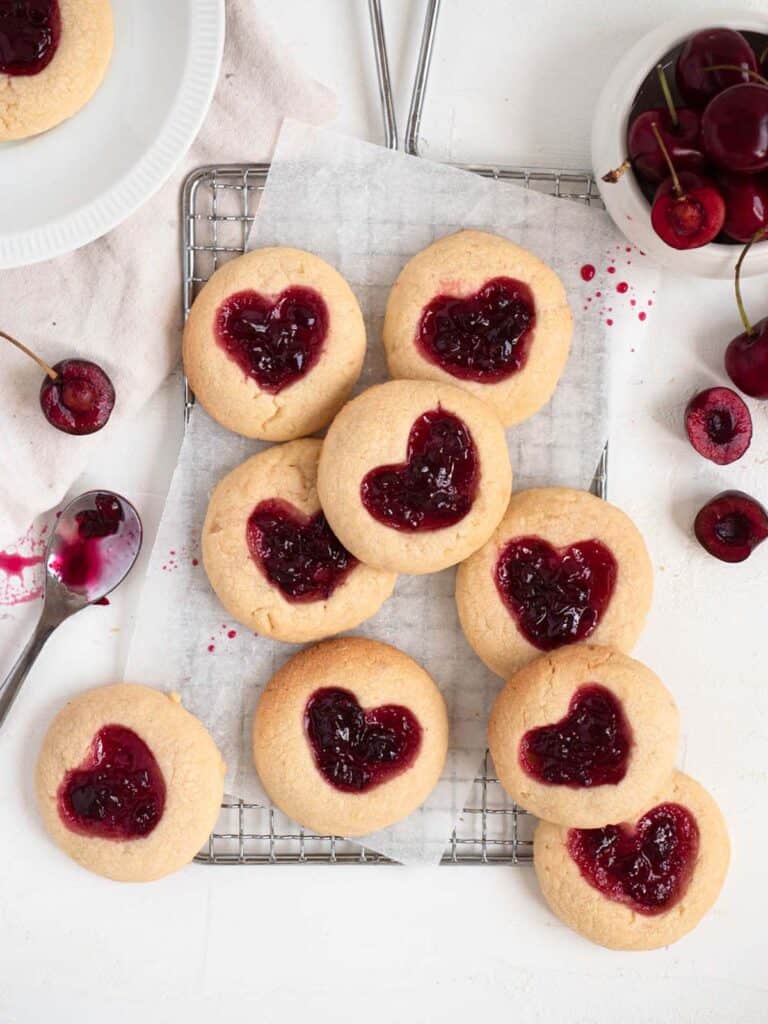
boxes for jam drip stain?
[304,687,422,793]
[0,0,60,76]
[246,498,357,603]
[361,408,479,531]
[58,724,166,840]
[520,684,632,787]
[495,537,617,651]
[215,286,328,394]
[567,803,700,914]
[49,493,123,590]
[417,277,536,382]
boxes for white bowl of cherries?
[592,10,768,279]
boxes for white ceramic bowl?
[592,8,768,279]
[0,0,225,269]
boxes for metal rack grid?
[185,0,605,865]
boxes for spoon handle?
[0,615,59,730]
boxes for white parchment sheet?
[126,120,658,864]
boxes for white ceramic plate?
[592,8,768,279]
[0,0,225,269]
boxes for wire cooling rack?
[185,0,606,865]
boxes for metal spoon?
[0,490,142,729]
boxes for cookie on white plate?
[0,0,114,141]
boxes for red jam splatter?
[416,277,536,382]
[567,803,700,914]
[192,558,199,566]
[227,629,236,639]
[606,319,614,327]
[58,724,166,840]
[0,524,45,606]
[580,264,596,282]
[215,286,328,394]
[208,644,215,652]
[616,282,629,294]
[607,266,616,274]
[361,409,478,532]
[0,0,61,76]
[520,684,632,787]
[247,499,357,602]
[304,687,422,793]
[639,312,647,322]
[495,537,617,651]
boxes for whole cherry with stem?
[604,64,703,185]
[649,122,725,250]
[676,29,758,105]
[1,329,115,435]
[725,228,768,398]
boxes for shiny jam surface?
[495,537,617,650]
[215,286,328,393]
[360,408,479,531]
[0,0,60,76]
[520,684,632,787]
[304,687,422,793]
[58,724,166,839]
[567,803,700,914]
[417,277,536,382]
[246,498,357,603]
[49,493,123,590]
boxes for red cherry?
[676,28,757,106]
[694,490,768,563]
[701,83,768,173]
[684,386,752,465]
[718,172,768,242]
[725,231,768,398]
[628,107,704,184]
[651,171,725,249]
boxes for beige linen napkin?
[0,0,337,548]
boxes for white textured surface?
[0,1,766,1021]
[125,120,654,864]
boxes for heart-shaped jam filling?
[305,687,422,793]
[520,684,632,787]
[0,0,60,76]
[360,408,479,531]
[246,498,357,603]
[417,277,536,382]
[58,724,166,840]
[495,537,617,650]
[215,286,328,394]
[567,803,700,914]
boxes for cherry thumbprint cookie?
[35,684,225,881]
[382,230,573,427]
[202,439,396,643]
[317,379,512,575]
[252,638,448,837]
[183,247,366,441]
[456,487,653,678]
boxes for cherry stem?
[0,329,58,380]
[734,229,768,337]
[656,63,678,128]
[650,121,682,196]
[601,159,631,184]
[703,64,768,86]
[760,45,768,65]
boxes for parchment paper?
[125,120,658,865]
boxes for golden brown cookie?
[202,439,396,643]
[35,683,225,882]
[456,487,653,678]
[534,772,730,950]
[252,637,448,837]
[317,379,512,574]
[382,230,572,426]
[0,0,113,141]
[488,645,679,828]
[183,247,366,441]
